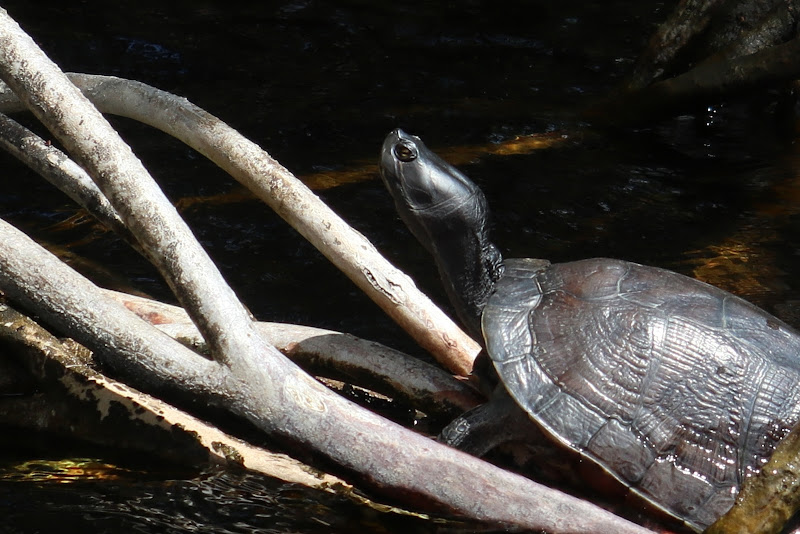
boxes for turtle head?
[380,130,480,231]
[380,129,503,339]
[380,129,488,256]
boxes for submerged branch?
[591,35,800,125]
[642,35,800,113]
[598,0,800,126]
[717,0,800,60]
[627,0,726,91]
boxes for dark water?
[0,451,434,534]
[1,0,800,532]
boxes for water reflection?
[0,464,443,533]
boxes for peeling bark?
[0,300,347,491]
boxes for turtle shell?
[483,257,800,530]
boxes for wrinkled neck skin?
[413,191,504,340]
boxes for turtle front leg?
[438,388,535,457]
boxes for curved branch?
[0,111,134,244]
[0,215,651,534]
[0,101,479,417]
[0,10,651,532]
[0,79,481,415]
[0,73,481,377]
[105,289,482,419]
[0,108,480,417]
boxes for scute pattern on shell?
[483,257,800,530]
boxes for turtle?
[378,128,800,531]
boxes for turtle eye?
[394,141,418,162]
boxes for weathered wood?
[106,289,482,419]
[0,300,348,490]
[0,105,481,418]
[0,73,481,378]
[0,112,133,245]
[0,11,654,532]
[0,211,653,534]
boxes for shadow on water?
[1,0,800,531]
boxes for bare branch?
[0,111,132,242]
[0,215,652,534]
[0,73,482,377]
[105,289,482,419]
[0,11,652,532]
[0,217,226,396]
[0,16,263,377]
[0,301,348,491]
